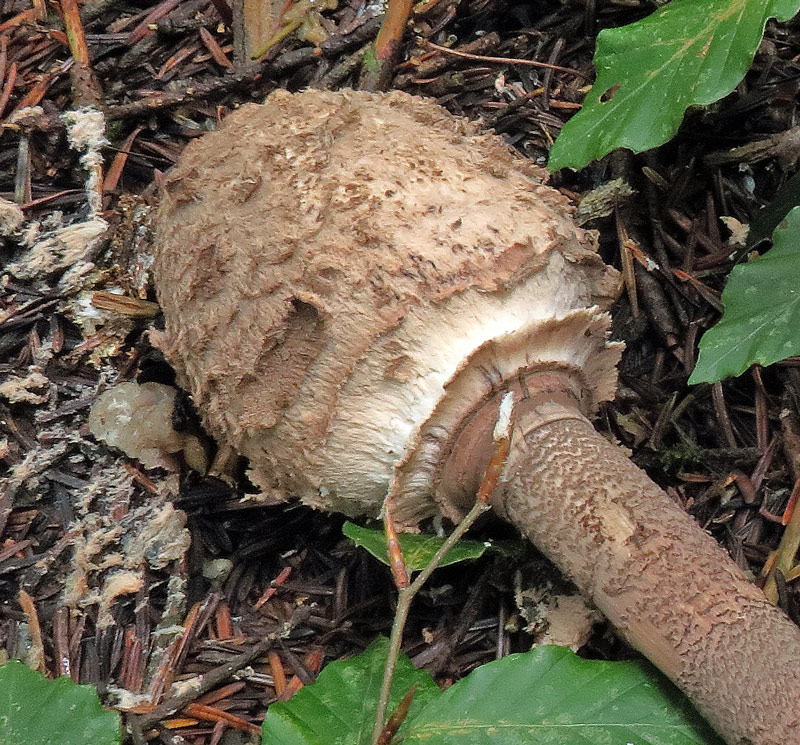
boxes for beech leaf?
[548,0,800,170]
[261,637,439,745]
[690,206,800,384]
[0,660,120,745]
[404,645,722,744]
[342,521,490,571]
[262,644,722,745]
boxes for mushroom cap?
[153,89,621,525]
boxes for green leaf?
[405,645,723,744]
[0,660,120,745]
[262,644,722,745]
[261,638,439,745]
[773,0,800,16]
[342,521,490,572]
[548,0,800,170]
[689,206,800,384]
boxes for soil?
[1,1,799,743]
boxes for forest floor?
[1,0,800,743]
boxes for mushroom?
[152,89,800,745]
[88,381,208,472]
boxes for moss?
[361,45,379,72]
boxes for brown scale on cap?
[153,89,800,745]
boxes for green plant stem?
[371,585,413,745]
[764,479,800,603]
[370,498,491,745]
[251,19,302,59]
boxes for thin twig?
[128,0,182,45]
[423,39,592,79]
[370,392,515,744]
[615,211,639,318]
[18,589,46,674]
[133,635,277,728]
[102,127,142,196]
[0,61,17,119]
[60,0,104,108]
[394,33,499,88]
[183,702,261,734]
[105,52,314,119]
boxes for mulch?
[1,0,800,742]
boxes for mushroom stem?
[494,390,800,745]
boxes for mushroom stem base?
[494,397,800,745]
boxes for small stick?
[370,493,493,744]
[163,717,199,728]
[752,366,769,452]
[200,27,233,68]
[119,627,143,691]
[14,135,31,204]
[305,649,323,672]
[146,602,201,703]
[782,478,800,526]
[384,501,409,591]
[0,539,33,565]
[102,127,142,195]
[394,33,499,88]
[0,61,17,120]
[18,589,46,675]
[615,211,639,318]
[128,0,182,45]
[281,675,304,700]
[53,606,72,678]
[216,603,233,639]
[157,43,202,80]
[59,0,104,109]
[423,39,592,80]
[107,21,377,120]
[196,681,246,705]
[209,720,227,745]
[712,381,738,449]
[183,702,261,734]
[0,8,38,34]
[91,290,159,317]
[105,53,315,119]
[133,635,278,728]
[269,651,286,697]
[254,565,292,609]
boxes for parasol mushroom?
[152,89,800,745]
